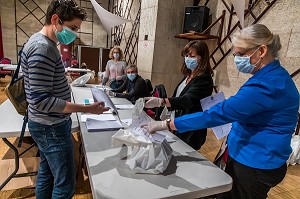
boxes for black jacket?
[168,72,213,150]
[112,75,149,103]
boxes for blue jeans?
[28,118,75,199]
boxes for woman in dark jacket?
[144,40,213,150]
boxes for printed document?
[200,92,232,140]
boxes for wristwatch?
[166,118,172,131]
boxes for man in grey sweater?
[21,1,109,198]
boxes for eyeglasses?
[126,71,136,74]
[233,46,260,57]
[59,19,80,32]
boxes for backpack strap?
[14,44,27,148]
[10,46,24,86]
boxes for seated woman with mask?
[108,65,150,103]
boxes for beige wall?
[207,0,300,98]
[137,0,194,94]
[138,0,300,97]
[0,0,108,63]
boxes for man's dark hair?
[45,0,87,25]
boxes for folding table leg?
[0,138,20,190]
[0,138,38,190]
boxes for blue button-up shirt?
[175,60,299,169]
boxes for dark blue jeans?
[28,118,75,199]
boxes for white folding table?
[72,85,232,199]
[0,99,79,190]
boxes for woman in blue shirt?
[142,24,299,199]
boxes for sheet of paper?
[115,104,134,110]
[129,113,166,142]
[160,106,168,121]
[92,85,112,91]
[81,113,115,122]
[200,92,232,140]
[86,118,123,132]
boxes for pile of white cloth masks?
[112,98,173,174]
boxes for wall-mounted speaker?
[183,6,210,33]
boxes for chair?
[145,79,153,96]
[145,84,168,120]
[0,58,12,78]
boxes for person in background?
[102,46,127,89]
[144,40,213,150]
[108,64,149,103]
[21,1,109,198]
[80,62,87,76]
[71,59,79,68]
[141,24,299,199]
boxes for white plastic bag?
[112,128,173,174]
[112,99,173,174]
[127,140,172,174]
[287,135,300,166]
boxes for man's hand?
[141,120,168,134]
[86,102,110,114]
[144,97,163,108]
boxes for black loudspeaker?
[183,6,210,33]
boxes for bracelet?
[166,118,172,131]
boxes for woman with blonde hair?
[102,46,127,89]
[142,24,299,198]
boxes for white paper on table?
[92,85,112,91]
[81,113,116,122]
[115,104,135,110]
[200,92,232,140]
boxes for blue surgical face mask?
[234,48,260,74]
[127,73,136,81]
[113,53,120,59]
[55,26,77,45]
[184,57,198,70]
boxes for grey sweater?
[21,33,71,125]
